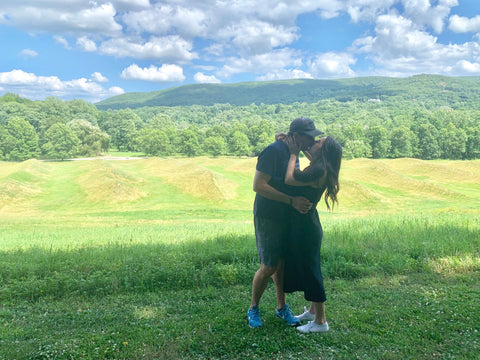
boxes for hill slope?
[1,158,479,218]
[95,75,480,110]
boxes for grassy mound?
[144,158,239,201]
[0,160,51,211]
[77,160,146,203]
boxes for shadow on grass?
[1,215,479,304]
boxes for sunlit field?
[1,157,479,359]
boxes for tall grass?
[2,212,478,302]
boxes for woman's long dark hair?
[312,136,342,210]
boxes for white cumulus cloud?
[453,59,480,74]
[218,20,299,55]
[309,52,357,78]
[121,4,208,38]
[257,69,313,81]
[99,36,198,62]
[0,69,124,102]
[449,14,480,33]
[218,48,303,78]
[77,37,97,52]
[121,64,186,82]
[91,72,108,83]
[0,2,122,36]
[54,35,71,49]
[346,0,396,23]
[402,0,458,33]
[194,72,221,84]
[19,49,38,58]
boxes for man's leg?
[248,263,277,327]
[271,260,285,310]
[250,263,277,308]
[273,260,300,326]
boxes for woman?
[282,135,342,333]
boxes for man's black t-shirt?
[253,140,299,220]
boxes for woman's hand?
[284,136,300,156]
[275,132,287,141]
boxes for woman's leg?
[312,301,326,324]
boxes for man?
[248,117,324,328]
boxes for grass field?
[0,157,479,359]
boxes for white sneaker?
[296,306,315,321]
[297,321,329,333]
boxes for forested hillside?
[95,75,480,110]
[1,75,480,161]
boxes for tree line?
[1,93,479,161]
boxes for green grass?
[0,158,479,359]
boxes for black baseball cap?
[289,117,324,138]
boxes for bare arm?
[284,153,317,187]
[253,170,312,214]
[283,137,317,187]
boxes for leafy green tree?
[344,123,366,142]
[438,123,467,159]
[0,125,11,159]
[179,128,199,157]
[38,97,69,120]
[67,119,110,156]
[136,128,171,156]
[187,124,205,149]
[324,124,346,146]
[42,123,80,160]
[97,110,115,133]
[253,132,271,155]
[205,124,229,139]
[417,123,441,159]
[111,110,139,151]
[465,126,480,159]
[203,136,227,157]
[165,128,180,152]
[343,139,372,159]
[65,99,99,125]
[390,126,418,158]
[248,119,274,149]
[0,102,27,126]
[39,115,64,142]
[148,113,175,129]
[341,123,371,159]
[367,125,391,158]
[228,131,252,156]
[229,121,249,138]
[5,117,39,161]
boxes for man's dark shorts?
[254,216,290,267]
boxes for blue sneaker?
[276,304,300,326]
[247,306,263,328]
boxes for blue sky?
[1,0,480,103]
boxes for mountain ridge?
[95,75,480,110]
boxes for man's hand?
[291,196,312,214]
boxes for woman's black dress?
[283,183,327,303]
